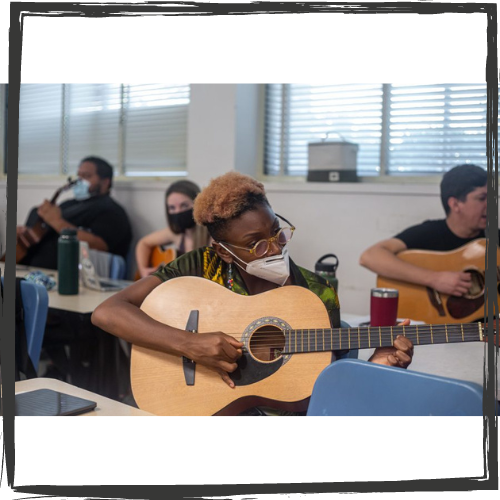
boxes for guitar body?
[134,245,177,280]
[14,219,47,263]
[150,245,177,268]
[376,239,499,324]
[1,178,77,263]
[131,277,332,416]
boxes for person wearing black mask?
[135,180,211,278]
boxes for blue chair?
[2,276,49,372]
[109,254,127,280]
[87,248,127,280]
[307,358,484,416]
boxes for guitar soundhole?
[249,325,285,363]
[464,269,484,299]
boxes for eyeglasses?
[221,214,295,258]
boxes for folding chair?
[307,358,483,416]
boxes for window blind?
[388,84,490,175]
[17,84,190,177]
[19,84,63,175]
[265,84,383,176]
[123,84,189,175]
[265,83,494,177]
[65,84,122,175]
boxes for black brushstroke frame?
[1,1,498,498]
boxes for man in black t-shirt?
[18,156,132,270]
[359,164,495,297]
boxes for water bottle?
[58,228,79,295]
[315,254,339,291]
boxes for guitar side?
[376,239,499,324]
[131,277,332,416]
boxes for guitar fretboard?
[282,323,483,354]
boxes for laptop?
[79,242,130,292]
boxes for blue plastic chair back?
[109,254,126,280]
[307,358,483,416]
[2,276,49,371]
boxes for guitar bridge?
[182,310,199,386]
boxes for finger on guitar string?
[393,349,412,368]
[393,334,414,356]
[387,354,401,367]
[221,339,243,361]
[219,371,236,389]
[184,332,242,377]
[434,270,472,296]
[452,285,472,297]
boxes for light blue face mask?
[73,179,91,201]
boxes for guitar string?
[217,326,483,347]
[213,324,484,334]
[234,335,483,344]
[216,326,483,337]
[216,324,483,338]
[234,337,482,348]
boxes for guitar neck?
[282,323,484,354]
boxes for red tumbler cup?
[370,288,399,327]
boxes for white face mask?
[219,243,290,286]
[73,179,91,201]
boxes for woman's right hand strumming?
[183,332,244,388]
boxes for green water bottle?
[58,228,79,295]
[315,254,339,292]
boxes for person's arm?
[91,276,243,387]
[37,200,109,251]
[135,227,177,278]
[359,237,471,296]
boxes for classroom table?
[15,378,153,416]
[1,262,124,313]
[341,312,500,402]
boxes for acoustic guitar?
[134,245,177,280]
[376,239,499,325]
[131,276,486,416]
[1,177,78,264]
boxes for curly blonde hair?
[193,172,269,239]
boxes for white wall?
[2,84,497,316]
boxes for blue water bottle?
[57,228,79,295]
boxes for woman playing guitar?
[134,180,211,279]
[92,171,413,416]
